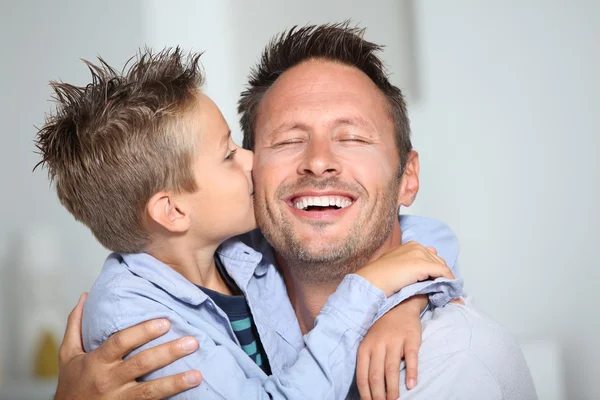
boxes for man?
[54,23,536,400]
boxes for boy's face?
[184,92,256,243]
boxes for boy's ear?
[397,151,420,208]
[147,192,190,233]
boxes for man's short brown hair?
[238,22,412,172]
[35,48,204,253]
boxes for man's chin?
[288,237,353,261]
[293,229,351,246]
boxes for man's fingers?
[425,246,437,255]
[368,345,387,400]
[384,345,402,400]
[356,346,372,400]
[96,319,171,363]
[58,293,87,364]
[116,336,199,382]
[404,341,420,391]
[123,370,202,400]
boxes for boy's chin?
[241,219,258,234]
[231,218,258,237]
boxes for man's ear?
[146,192,190,233]
[397,151,420,208]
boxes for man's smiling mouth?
[291,195,354,211]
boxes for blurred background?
[0,0,598,399]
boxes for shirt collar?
[216,230,269,289]
[119,252,208,306]
[118,233,268,305]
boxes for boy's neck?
[146,236,232,295]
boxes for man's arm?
[54,293,202,400]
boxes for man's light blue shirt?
[82,216,465,399]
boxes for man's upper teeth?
[293,196,353,210]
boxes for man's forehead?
[266,60,379,100]
[255,76,389,139]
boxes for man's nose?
[297,138,341,177]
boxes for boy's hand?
[356,295,426,400]
[54,293,202,400]
[356,242,454,297]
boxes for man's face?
[252,60,411,282]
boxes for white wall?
[408,1,599,399]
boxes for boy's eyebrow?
[221,130,232,147]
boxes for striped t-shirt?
[197,256,271,375]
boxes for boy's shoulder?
[82,252,201,352]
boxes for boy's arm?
[357,295,426,400]
[93,274,385,400]
[375,216,465,318]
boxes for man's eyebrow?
[269,122,311,137]
[263,122,311,143]
[268,117,375,138]
[334,116,376,133]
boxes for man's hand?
[54,293,202,400]
[356,295,426,400]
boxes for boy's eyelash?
[225,148,237,161]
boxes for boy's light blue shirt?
[83,215,464,399]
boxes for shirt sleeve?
[374,215,465,318]
[95,274,385,400]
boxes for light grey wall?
[0,0,146,379]
[408,1,600,399]
[0,0,597,398]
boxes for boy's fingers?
[404,340,420,390]
[368,345,387,400]
[116,336,199,383]
[97,319,171,363]
[356,347,372,400]
[384,345,402,400]
[58,293,87,364]
[439,264,455,280]
[123,370,202,400]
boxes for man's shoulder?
[421,301,522,360]
[399,215,456,245]
[417,301,537,399]
[399,215,459,268]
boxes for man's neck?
[280,220,403,334]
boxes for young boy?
[35,48,458,399]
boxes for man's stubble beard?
[255,175,401,285]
